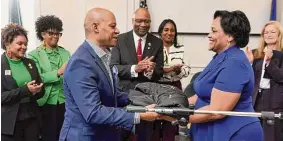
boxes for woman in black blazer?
[246,21,283,141]
[1,23,44,141]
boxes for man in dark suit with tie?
[110,8,164,141]
[110,8,163,93]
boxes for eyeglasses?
[263,31,278,35]
[135,19,151,25]
[46,31,62,37]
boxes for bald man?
[59,8,160,141]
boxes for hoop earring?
[7,51,12,58]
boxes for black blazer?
[110,31,164,92]
[1,53,44,135]
[252,50,283,110]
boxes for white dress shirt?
[259,55,270,89]
[130,32,152,78]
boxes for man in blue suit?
[59,8,160,141]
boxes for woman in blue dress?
[188,10,264,141]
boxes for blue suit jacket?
[59,41,134,141]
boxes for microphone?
[125,106,147,113]
[125,106,194,115]
[125,105,175,114]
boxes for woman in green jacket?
[28,15,70,141]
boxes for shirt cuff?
[131,65,138,78]
[134,113,140,124]
[144,70,153,79]
[265,61,270,67]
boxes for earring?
[7,51,12,57]
[226,41,231,48]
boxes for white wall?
[2,0,283,89]
[179,35,261,88]
[148,0,271,34]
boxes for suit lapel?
[83,41,113,93]
[111,66,118,94]
[125,31,138,63]
[22,58,37,81]
[142,34,152,59]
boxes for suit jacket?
[110,30,164,92]
[59,41,135,141]
[252,50,283,110]
[28,45,70,106]
[1,53,44,135]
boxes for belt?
[258,88,270,92]
[258,88,270,97]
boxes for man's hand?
[159,115,176,122]
[140,104,160,121]
[27,80,44,95]
[57,62,68,76]
[135,56,155,73]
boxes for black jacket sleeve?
[110,42,133,79]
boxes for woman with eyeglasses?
[245,21,283,141]
[27,15,70,141]
[1,23,44,141]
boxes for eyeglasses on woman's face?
[46,31,62,37]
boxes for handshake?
[135,56,156,73]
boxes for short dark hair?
[1,23,28,50]
[214,10,251,48]
[158,19,179,47]
[35,15,63,41]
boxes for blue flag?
[270,0,277,21]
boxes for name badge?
[5,70,11,75]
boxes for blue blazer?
[59,41,135,141]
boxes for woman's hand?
[188,95,198,105]
[27,80,44,95]
[264,47,273,63]
[173,64,183,74]
[244,47,254,63]
[164,64,183,73]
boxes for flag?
[9,0,22,26]
[270,0,277,21]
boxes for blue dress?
[190,46,263,141]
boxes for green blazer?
[28,45,71,106]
